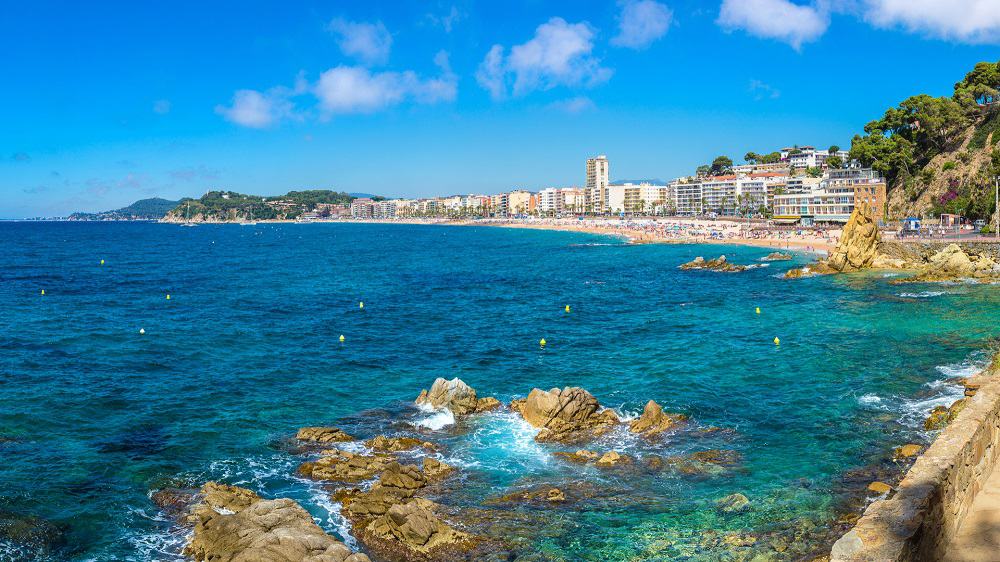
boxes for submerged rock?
[664,449,743,476]
[552,449,600,464]
[894,443,923,459]
[761,252,793,261]
[517,387,620,443]
[184,482,369,562]
[680,255,748,272]
[595,451,634,468]
[629,400,687,437]
[296,427,354,443]
[297,449,394,483]
[0,510,65,557]
[716,493,751,514]
[415,378,479,415]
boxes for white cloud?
[549,96,597,113]
[611,0,674,49]
[426,6,464,33]
[215,89,293,128]
[314,51,457,115]
[749,79,781,100]
[327,18,393,65]
[862,0,1000,44]
[153,99,171,114]
[476,17,612,100]
[717,0,830,50]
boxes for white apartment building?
[562,187,586,214]
[585,155,610,213]
[674,180,703,215]
[782,146,850,169]
[606,182,671,214]
[772,168,886,223]
[372,200,396,218]
[537,188,564,214]
[350,198,374,218]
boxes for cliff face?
[885,117,998,226]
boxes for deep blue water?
[2,222,999,561]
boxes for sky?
[1,0,999,218]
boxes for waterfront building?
[373,200,396,218]
[675,180,703,215]
[537,188,564,214]
[772,167,887,223]
[350,198,374,218]
[607,182,671,214]
[508,190,533,216]
[781,146,850,169]
[586,155,610,214]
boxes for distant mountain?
[348,192,379,199]
[68,197,179,221]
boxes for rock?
[871,254,910,269]
[0,510,65,557]
[629,400,687,437]
[552,450,600,464]
[184,482,369,562]
[715,493,751,514]
[595,451,634,468]
[508,398,527,415]
[379,462,428,492]
[827,203,880,272]
[365,501,472,556]
[784,262,838,279]
[488,485,571,505]
[680,255,748,272]
[422,458,455,480]
[151,487,199,520]
[894,444,923,459]
[923,406,950,430]
[896,244,1000,283]
[965,384,981,397]
[518,387,620,443]
[721,531,757,548]
[867,481,892,494]
[761,252,793,261]
[366,435,435,453]
[296,427,354,443]
[474,397,502,413]
[297,449,394,483]
[415,378,479,415]
[665,450,743,476]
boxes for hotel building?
[585,155,610,214]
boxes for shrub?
[942,161,957,171]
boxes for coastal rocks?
[488,485,569,505]
[296,427,354,443]
[893,444,923,459]
[415,378,479,415]
[366,435,435,453]
[365,501,472,557]
[516,387,620,443]
[184,482,369,562]
[924,399,967,430]
[595,451,634,468]
[761,252,793,261]
[0,510,65,558]
[629,400,687,437]
[474,397,502,413]
[297,449,394,483]
[894,243,1000,283]
[867,481,892,495]
[553,449,600,464]
[827,203,881,272]
[680,255,748,272]
[716,493,751,514]
[664,449,743,476]
[422,458,455,480]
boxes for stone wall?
[831,358,1000,561]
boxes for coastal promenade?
[944,464,1000,561]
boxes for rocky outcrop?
[474,397,502,413]
[680,255,747,272]
[893,243,1000,283]
[552,449,600,464]
[924,399,968,430]
[298,449,394,483]
[595,451,634,468]
[184,482,369,562]
[516,387,620,443]
[422,457,455,480]
[365,435,435,453]
[365,500,472,557]
[296,427,354,443]
[415,378,479,415]
[629,400,687,437]
[761,252,793,261]
[661,449,743,476]
[828,203,881,272]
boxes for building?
[772,167,886,223]
[586,155,610,214]
[675,180,703,215]
[373,200,396,218]
[350,198,374,218]
[782,146,850,169]
[507,190,532,216]
[607,182,671,214]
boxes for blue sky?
[1,0,999,218]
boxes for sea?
[2,221,999,561]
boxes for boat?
[239,207,256,226]
[181,202,199,227]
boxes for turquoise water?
[2,222,999,561]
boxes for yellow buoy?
[565,305,571,313]
[166,294,171,300]
[339,335,345,342]
[100,259,105,265]
[40,289,45,295]
[773,337,780,345]
[755,307,761,314]
[359,301,364,309]
[539,338,547,347]
[139,328,145,335]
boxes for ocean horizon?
[2,221,998,560]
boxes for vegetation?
[709,155,733,175]
[169,189,369,221]
[849,59,1000,220]
[69,197,179,220]
[825,155,844,169]
[743,151,781,164]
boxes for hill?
[848,60,1000,228]
[164,190,367,222]
[68,197,179,221]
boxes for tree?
[953,60,1000,108]
[744,151,759,164]
[805,166,823,178]
[826,155,844,169]
[828,145,840,154]
[696,164,710,177]
[710,155,733,175]
[759,151,781,164]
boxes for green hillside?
[68,197,179,220]
[166,190,371,221]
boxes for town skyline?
[3,1,1000,218]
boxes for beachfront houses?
[772,167,887,224]
[350,198,374,218]
[781,146,850,169]
[606,182,673,215]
